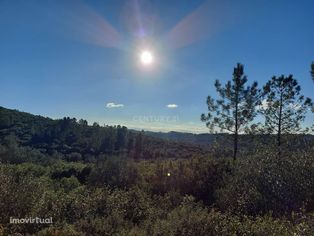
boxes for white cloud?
[166,104,178,108]
[106,102,124,108]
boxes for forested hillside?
[144,131,217,146]
[0,106,207,163]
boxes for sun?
[140,50,153,65]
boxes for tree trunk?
[277,128,281,157]
[277,92,283,158]
[233,132,238,161]
[234,91,239,161]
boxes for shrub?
[88,156,139,189]
[216,149,314,216]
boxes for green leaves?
[261,75,313,136]
[202,63,260,134]
[202,63,261,159]
[203,64,313,160]
[216,148,314,217]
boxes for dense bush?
[146,197,306,236]
[0,165,49,234]
[0,150,314,235]
[138,157,231,205]
[216,147,314,216]
[88,156,139,189]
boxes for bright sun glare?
[140,50,153,65]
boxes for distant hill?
[144,131,219,146]
[0,106,208,162]
[1,106,312,163]
[144,130,314,156]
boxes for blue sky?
[0,0,313,133]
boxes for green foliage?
[216,147,314,216]
[260,75,313,158]
[0,140,47,164]
[145,197,308,236]
[134,131,143,160]
[261,75,312,137]
[59,176,81,192]
[139,158,230,204]
[0,149,314,235]
[88,156,139,189]
[49,161,86,180]
[0,106,207,162]
[36,224,85,236]
[201,63,261,160]
[0,165,49,234]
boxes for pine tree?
[311,62,314,132]
[78,119,88,126]
[201,63,260,160]
[115,125,128,151]
[261,75,312,157]
[133,131,143,160]
[127,136,134,155]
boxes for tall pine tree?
[201,63,260,160]
[133,131,143,160]
[261,75,312,157]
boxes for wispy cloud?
[106,102,124,108]
[166,104,178,108]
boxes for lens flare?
[164,0,231,49]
